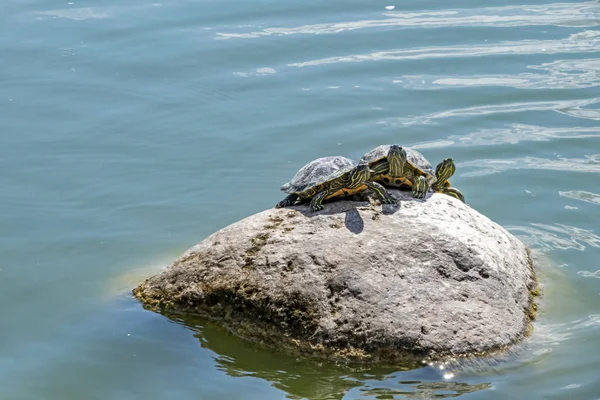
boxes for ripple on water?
[288,31,600,67]
[531,314,600,346]
[393,58,600,90]
[233,67,277,77]
[559,190,600,206]
[391,97,600,126]
[458,154,600,177]
[557,105,600,121]
[407,124,600,149]
[507,223,600,252]
[357,380,492,398]
[215,2,600,39]
[34,7,108,20]
[577,270,600,278]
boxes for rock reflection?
[164,313,396,399]
[159,312,494,399]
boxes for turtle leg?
[412,175,429,199]
[366,182,395,204]
[276,193,299,208]
[442,187,466,203]
[309,189,335,212]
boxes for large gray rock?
[134,190,538,364]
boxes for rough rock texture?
[134,190,538,364]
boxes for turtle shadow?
[285,199,402,234]
[291,201,368,217]
[297,205,366,234]
[344,209,363,234]
[280,189,432,224]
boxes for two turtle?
[276,145,465,212]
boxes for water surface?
[1,0,599,398]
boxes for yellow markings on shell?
[373,174,412,187]
[325,185,367,199]
[326,185,368,200]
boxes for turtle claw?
[443,187,466,203]
[412,176,429,199]
[276,194,299,209]
[310,204,324,212]
[276,199,292,208]
[382,197,396,205]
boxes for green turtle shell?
[360,145,435,178]
[281,156,358,195]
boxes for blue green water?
[1,0,599,398]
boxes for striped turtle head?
[435,158,456,184]
[348,162,372,187]
[388,144,407,177]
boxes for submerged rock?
[133,190,538,364]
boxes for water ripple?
[358,381,491,399]
[559,190,600,205]
[557,104,600,120]
[577,270,600,278]
[529,314,600,347]
[459,154,600,177]
[216,2,600,40]
[393,97,600,126]
[395,58,600,90]
[289,31,600,67]
[35,7,108,21]
[507,223,600,252]
[566,314,600,330]
[409,124,600,149]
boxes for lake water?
[1,0,599,398]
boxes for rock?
[133,190,538,364]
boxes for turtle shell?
[281,156,358,194]
[360,145,435,177]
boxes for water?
[1,0,599,398]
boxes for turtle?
[275,156,395,212]
[432,156,465,202]
[360,144,465,202]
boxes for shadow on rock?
[290,200,370,217]
[287,197,403,219]
[381,202,402,215]
[344,209,364,234]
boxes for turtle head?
[435,158,456,185]
[388,145,407,176]
[348,162,372,187]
